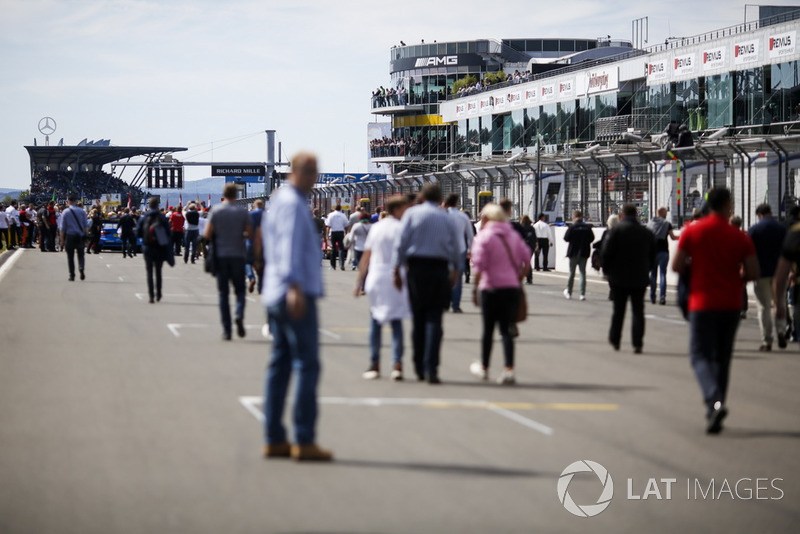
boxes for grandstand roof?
[24,145,187,168]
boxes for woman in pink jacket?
[470,203,532,384]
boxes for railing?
[644,8,800,54]
[445,8,800,102]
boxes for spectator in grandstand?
[204,183,252,341]
[61,195,88,282]
[137,197,171,303]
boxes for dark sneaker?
[235,317,246,338]
[706,403,728,434]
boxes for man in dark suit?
[601,204,656,354]
[563,210,595,300]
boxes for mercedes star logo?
[38,117,57,136]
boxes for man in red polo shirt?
[169,207,185,257]
[672,188,759,434]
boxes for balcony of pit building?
[370,85,426,114]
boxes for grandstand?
[24,143,186,206]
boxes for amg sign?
[414,56,458,67]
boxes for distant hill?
[146,176,267,202]
[0,188,22,200]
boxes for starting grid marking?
[238,396,618,436]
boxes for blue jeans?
[451,251,466,311]
[215,257,246,334]
[265,297,320,445]
[650,251,669,301]
[369,317,403,366]
[689,310,740,416]
[183,229,199,262]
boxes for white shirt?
[351,221,370,252]
[533,220,550,239]
[363,216,411,323]
[5,206,19,225]
[0,210,7,229]
[325,210,348,232]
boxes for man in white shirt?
[444,193,474,313]
[325,205,349,270]
[533,213,552,271]
[0,205,8,251]
[5,201,20,249]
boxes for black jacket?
[600,218,656,288]
[564,221,595,258]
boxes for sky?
[1,0,797,190]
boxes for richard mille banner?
[211,165,266,176]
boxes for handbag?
[498,235,528,323]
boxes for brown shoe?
[263,441,292,458]
[290,443,333,461]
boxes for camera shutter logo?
[557,460,614,517]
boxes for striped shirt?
[392,201,460,269]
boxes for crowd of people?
[454,69,535,98]
[368,136,421,158]
[28,169,144,207]
[371,86,408,108]
[369,137,420,158]
[6,155,798,462]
